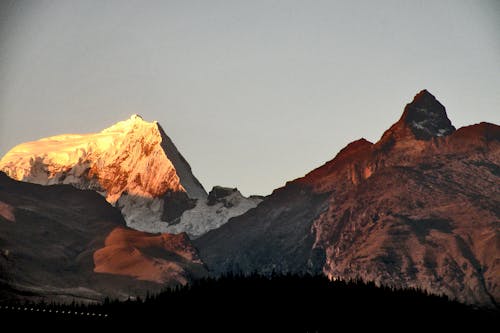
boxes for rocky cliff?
[195,90,500,307]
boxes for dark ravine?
[195,90,500,307]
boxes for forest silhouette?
[1,273,498,330]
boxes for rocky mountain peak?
[379,90,456,145]
[401,89,456,140]
[195,92,500,307]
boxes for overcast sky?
[1,0,499,195]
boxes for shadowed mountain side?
[0,172,206,303]
[194,183,331,275]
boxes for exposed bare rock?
[196,184,329,275]
[195,91,500,307]
[94,227,205,284]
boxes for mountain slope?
[0,172,206,302]
[0,115,260,237]
[195,90,500,306]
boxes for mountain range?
[0,90,498,307]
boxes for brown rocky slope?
[195,90,500,307]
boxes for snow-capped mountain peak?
[0,115,205,202]
[0,116,260,236]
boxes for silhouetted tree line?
[1,273,498,330]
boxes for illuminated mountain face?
[196,91,500,307]
[0,115,260,237]
[0,114,206,202]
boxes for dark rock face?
[379,90,456,146]
[195,91,500,307]
[207,186,238,206]
[161,191,197,224]
[195,184,330,276]
[0,173,205,303]
[402,89,456,140]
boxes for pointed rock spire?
[401,90,455,140]
[379,90,456,145]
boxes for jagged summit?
[379,90,456,144]
[401,89,456,139]
[0,115,206,202]
[195,92,500,307]
[299,91,464,193]
[0,115,209,232]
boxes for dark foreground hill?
[1,274,498,331]
[0,172,206,302]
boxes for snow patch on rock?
[168,188,262,238]
[116,187,262,238]
[437,128,448,137]
[116,193,166,233]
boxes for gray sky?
[1,0,499,196]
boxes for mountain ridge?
[0,115,260,237]
[195,90,500,307]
